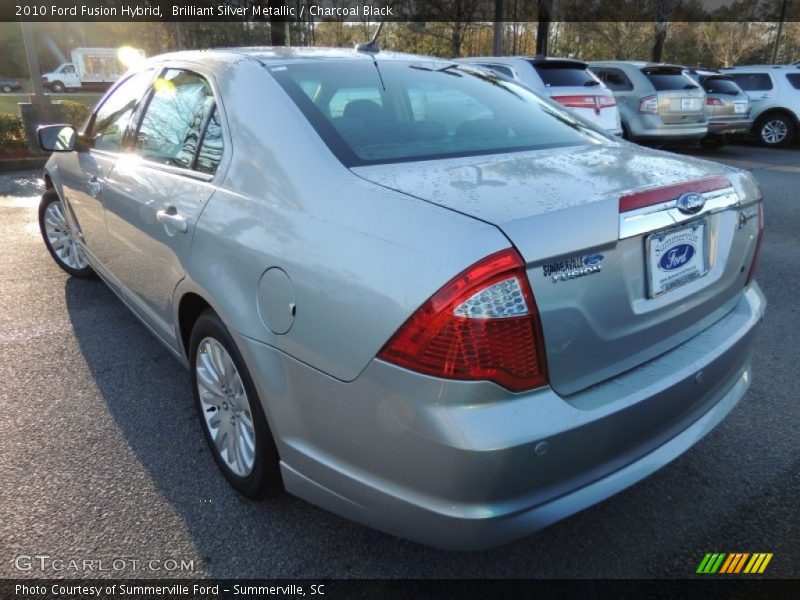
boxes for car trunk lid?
[353,144,760,396]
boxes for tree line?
[1,20,798,79]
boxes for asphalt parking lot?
[0,143,798,579]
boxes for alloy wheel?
[761,119,788,145]
[43,200,88,270]
[195,337,257,477]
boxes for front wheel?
[49,81,65,93]
[190,310,282,499]
[39,190,94,278]
[1,85,11,93]
[757,114,795,147]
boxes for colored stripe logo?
[697,553,773,574]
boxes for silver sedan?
[37,48,766,550]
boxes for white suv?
[455,56,622,136]
[721,65,800,146]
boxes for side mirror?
[38,124,77,152]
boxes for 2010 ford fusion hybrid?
[36,48,766,550]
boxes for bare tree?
[700,22,771,67]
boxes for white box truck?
[42,47,145,93]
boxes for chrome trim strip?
[619,187,739,240]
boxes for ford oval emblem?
[583,254,604,266]
[659,244,695,271]
[676,192,706,215]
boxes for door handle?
[156,208,189,233]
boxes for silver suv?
[685,68,752,148]
[721,65,800,147]
[456,56,622,135]
[590,61,707,144]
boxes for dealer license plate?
[646,221,707,297]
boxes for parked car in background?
[42,47,145,93]
[684,68,752,148]
[721,65,800,147]
[36,48,765,550]
[589,61,707,144]
[455,56,622,135]
[0,76,22,93]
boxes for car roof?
[459,56,587,66]
[723,64,800,70]
[589,61,686,70]
[145,46,432,66]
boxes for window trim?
[85,68,158,157]
[126,62,230,181]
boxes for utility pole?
[21,22,48,105]
[493,0,503,56]
[20,22,55,153]
[771,0,789,64]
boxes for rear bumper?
[628,115,707,142]
[707,118,753,135]
[235,284,765,550]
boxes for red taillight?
[706,97,724,106]
[746,202,764,285]
[597,95,616,108]
[378,248,548,392]
[552,95,616,110]
[638,95,659,114]
[553,95,597,109]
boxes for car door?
[730,72,776,119]
[101,66,227,351]
[59,69,155,266]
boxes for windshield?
[642,68,699,91]
[269,60,608,166]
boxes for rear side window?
[701,77,742,95]
[731,73,774,91]
[135,69,216,170]
[785,73,800,90]
[89,69,154,152]
[532,62,598,87]
[641,68,699,91]
[592,67,634,91]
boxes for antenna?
[356,22,384,54]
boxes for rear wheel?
[756,113,795,147]
[38,190,94,278]
[1,85,11,93]
[189,310,282,499]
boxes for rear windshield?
[532,62,599,87]
[701,76,742,95]
[642,68,699,91]
[270,61,607,166]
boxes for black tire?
[755,113,796,147]
[189,309,282,499]
[1,85,11,93]
[38,189,95,278]
[621,122,631,141]
[50,81,65,93]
